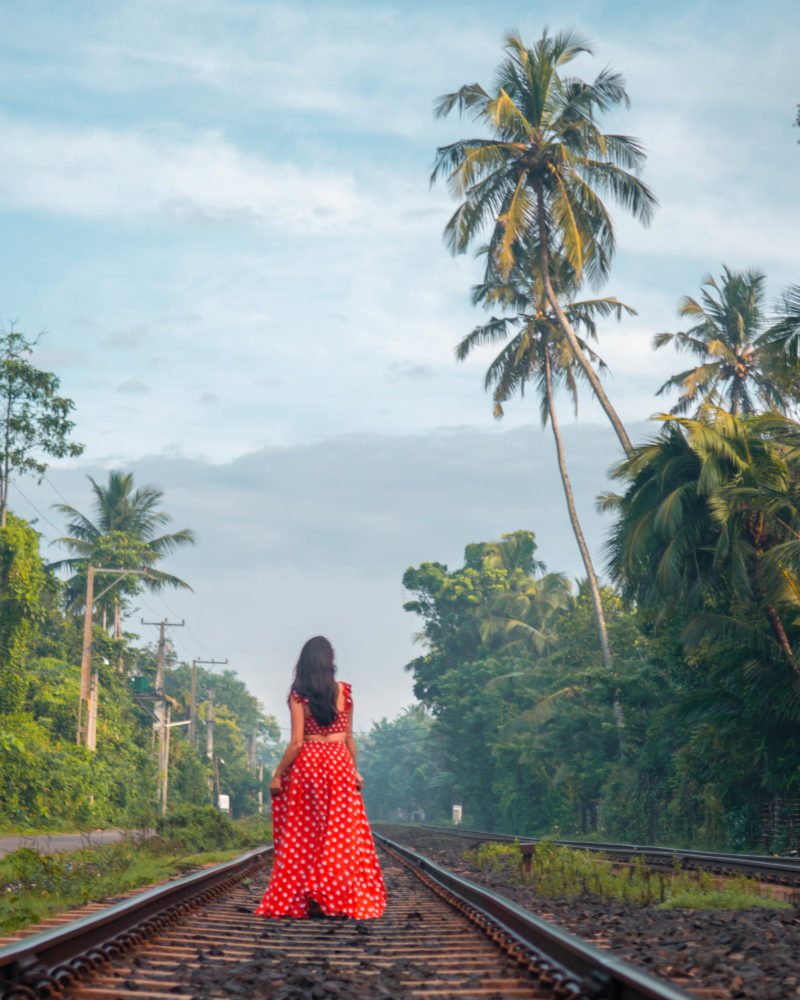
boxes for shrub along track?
[0,838,705,1000]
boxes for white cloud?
[0,116,375,233]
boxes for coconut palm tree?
[467,530,572,656]
[654,266,786,416]
[432,28,656,455]
[479,568,573,658]
[457,247,633,677]
[468,529,544,577]
[604,410,800,678]
[52,471,195,624]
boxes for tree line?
[359,29,800,850]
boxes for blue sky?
[2,0,798,730]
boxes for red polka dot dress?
[255,682,386,919]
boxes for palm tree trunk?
[543,351,625,751]
[752,536,799,677]
[763,602,800,677]
[535,187,634,456]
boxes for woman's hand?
[354,771,364,790]
[269,773,283,796]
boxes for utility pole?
[142,618,184,814]
[189,657,227,748]
[86,670,99,750]
[159,709,190,815]
[206,689,214,760]
[77,564,95,747]
[114,596,124,673]
[77,565,149,748]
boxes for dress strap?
[341,681,353,712]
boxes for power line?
[10,481,63,534]
[43,473,76,508]
[157,592,216,658]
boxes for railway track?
[0,835,707,1000]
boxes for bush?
[155,805,240,853]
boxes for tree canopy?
[0,327,84,527]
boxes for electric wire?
[10,481,63,535]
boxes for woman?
[255,636,386,919]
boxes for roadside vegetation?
[466,841,789,912]
[0,807,272,933]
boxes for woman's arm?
[344,700,364,790]
[269,697,305,796]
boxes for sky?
[1,0,798,734]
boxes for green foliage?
[0,514,49,706]
[603,410,800,846]
[658,888,788,911]
[402,534,676,836]
[359,706,453,822]
[52,470,196,617]
[397,516,800,848]
[0,327,84,526]
[654,267,786,416]
[0,511,276,829]
[154,805,241,853]
[464,841,788,910]
[0,819,268,933]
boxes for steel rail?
[0,846,270,999]
[376,833,700,1000]
[392,823,800,882]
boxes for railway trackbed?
[1,836,712,1000]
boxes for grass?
[0,810,273,934]
[465,840,791,912]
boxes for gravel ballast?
[377,824,800,1000]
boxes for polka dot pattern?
[255,688,386,920]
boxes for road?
[0,829,141,859]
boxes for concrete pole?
[87,669,99,751]
[77,564,95,746]
[154,622,167,812]
[188,659,197,748]
[206,689,214,760]
[114,598,124,673]
[160,704,171,816]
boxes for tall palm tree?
[52,471,195,623]
[457,248,633,677]
[432,28,656,455]
[654,266,785,416]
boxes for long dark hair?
[291,635,338,726]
